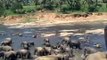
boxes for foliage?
[0,0,107,16]
[0,0,5,16]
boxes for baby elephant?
[16,49,31,59]
[34,47,50,56]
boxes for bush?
[0,3,5,16]
[10,3,23,12]
[88,6,98,12]
[60,4,71,13]
[23,6,36,13]
[14,9,25,14]
[36,5,42,10]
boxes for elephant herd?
[0,36,107,60]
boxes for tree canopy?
[0,0,107,16]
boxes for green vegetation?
[0,0,107,16]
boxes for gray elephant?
[44,47,52,54]
[21,41,35,50]
[1,38,12,46]
[57,44,74,57]
[34,47,50,56]
[70,40,81,49]
[43,42,51,47]
[64,46,74,57]
[16,49,31,59]
[44,38,50,43]
[0,46,13,52]
[48,53,70,60]
[35,56,60,60]
[21,41,30,50]
[85,52,107,60]
[4,50,17,60]
[82,47,98,59]
[28,41,35,46]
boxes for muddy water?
[0,22,107,60]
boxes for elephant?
[43,38,51,47]
[4,50,17,60]
[60,37,73,48]
[57,44,74,57]
[70,40,81,49]
[35,56,60,60]
[51,49,61,55]
[61,37,80,50]
[34,47,50,56]
[44,38,50,43]
[22,44,30,50]
[1,38,12,46]
[49,53,70,60]
[44,47,52,54]
[43,42,51,47]
[28,41,35,46]
[85,52,107,60]
[82,47,98,59]
[0,46,13,52]
[21,41,35,50]
[64,46,74,57]
[21,41,30,50]
[16,49,31,59]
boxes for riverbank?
[0,12,106,28]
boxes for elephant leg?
[27,52,31,59]
[22,54,26,59]
[78,44,81,49]
[16,52,21,58]
[39,51,43,56]
[11,55,17,60]
[4,56,10,60]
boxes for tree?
[0,0,5,16]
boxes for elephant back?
[4,51,16,57]
[44,47,52,52]
[85,52,107,60]
[36,56,59,60]
[71,40,80,44]
[36,47,44,51]
[2,46,13,51]
[84,47,98,54]
[49,53,69,60]
[19,49,28,54]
